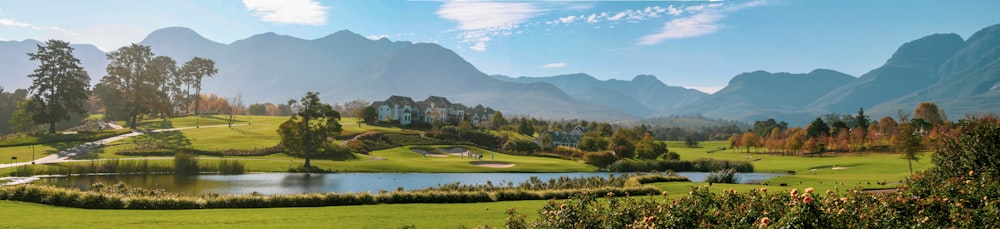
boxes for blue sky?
[2,0,999,93]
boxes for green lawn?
[0,199,546,228]
[0,144,64,163]
[655,140,934,195]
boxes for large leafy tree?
[179,57,218,116]
[278,92,341,168]
[100,44,155,129]
[26,40,91,134]
[147,56,178,118]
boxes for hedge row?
[0,184,660,210]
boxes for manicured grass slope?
[658,141,933,194]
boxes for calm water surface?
[37,172,781,195]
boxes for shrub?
[705,168,738,184]
[551,146,584,159]
[583,152,617,167]
[173,152,199,175]
[606,158,753,172]
[216,159,246,175]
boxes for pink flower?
[803,196,814,204]
[760,187,767,192]
[760,217,771,226]
[805,187,814,194]
[790,189,799,196]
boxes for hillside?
[664,69,854,124]
[493,73,706,117]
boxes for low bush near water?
[9,159,174,176]
[607,158,754,172]
[704,168,739,184]
[420,173,687,192]
[0,183,661,209]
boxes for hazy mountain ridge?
[139,28,631,121]
[1,40,107,89]
[3,23,1000,125]
[660,69,855,125]
[492,73,707,117]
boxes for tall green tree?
[277,92,341,168]
[148,56,178,118]
[806,118,830,139]
[517,119,535,136]
[361,106,378,125]
[894,123,923,174]
[100,44,155,129]
[179,57,218,116]
[491,111,506,129]
[26,39,91,134]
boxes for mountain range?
[1,23,999,126]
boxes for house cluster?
[371,95,496,126]
[535,126,587,148]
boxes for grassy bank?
[0,199,543,228]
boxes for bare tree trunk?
[907,157,914,175]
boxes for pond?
[36,172,782,195]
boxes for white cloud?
[0,18,39,30]
[638,0,767,45]
[637,12,722,45]
[549,5,675,26]
[558,15,578,24]
[437,1,545,52]
[542,62,567,68]
[0,18,29,27]
[666,5,683,16]
[243,0,328,26]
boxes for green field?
[0,199,547,228]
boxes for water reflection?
[37,172,783,196]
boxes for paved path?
[0,123,245,169]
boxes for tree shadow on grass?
[134,118,176,131]
[131,131,192,150]
[201,115,247,124]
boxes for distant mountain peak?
[885,33,964,66]
[318,29,366,41]
[141,27,218,45]
[632,74,659,83]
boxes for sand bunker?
[831,167,851,170]
[410,149,448,157]
[470,161,515,168]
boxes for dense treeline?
[726,104,957,157]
